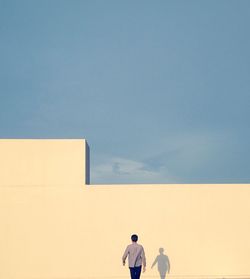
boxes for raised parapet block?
[0,139,90,186]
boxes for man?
[122,234,146,279]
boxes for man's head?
[131,234,138,242]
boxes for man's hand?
[143,266,146,273]
[122,261,126,266]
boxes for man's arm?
[141,247,146,272]
[122,246,129,266]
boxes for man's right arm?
[122,246,129,266]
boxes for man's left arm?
[141,247,146,272]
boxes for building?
[0,139,249,279]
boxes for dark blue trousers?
[129,265,142,279]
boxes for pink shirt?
[122,243,146,268]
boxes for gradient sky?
[1,0,250,184]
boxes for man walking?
[122,234,146,279]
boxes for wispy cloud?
[142,130,231,183]
[91,156,179,184]
[91,130,233,184]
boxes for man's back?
[122,242,146,268]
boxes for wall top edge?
[1,183,249,188]
[87,183,250,187]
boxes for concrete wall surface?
[0,140,250,279]
[0,139,88,186]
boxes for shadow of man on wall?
[151,248,170,279]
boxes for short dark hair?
[131,234,138,242]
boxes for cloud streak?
[91,130,237,184]
[91,156,180,184]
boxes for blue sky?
[1,0,250,184]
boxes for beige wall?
[0,140,250,279]
[0,139,88,186]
